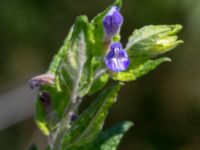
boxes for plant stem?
[51,96,82,150]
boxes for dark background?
[1,0,200,150]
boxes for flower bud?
[28,73,55,89]
[39,91,52,113]
[105,42,130,72]
[69,111,78,121]
[103,6,123,40]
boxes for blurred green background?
[1,0,200,149]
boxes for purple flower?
[103,6,123,39]
[39,91,52,113]
[69,111,78,121]
[105,42,130,72]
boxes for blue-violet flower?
[105,42,130,72]
[103,6,123,39]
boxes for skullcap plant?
[29,0,183,150]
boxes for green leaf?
[57,15,93,97]
[61,83,122,150]
[47,25,74,74]
[111,57,171,81]
[89,72,109,95]
[35,15,94,135]
[126,25,183,57]
[34,21,75,136]
[68,121,133,150]
[35,83,71,135]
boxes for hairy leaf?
[111,57,171,81]
[68,121,133,150]
[126,25,183,57]
[57,15,93,97]
[35,16,93,135]
[61,83,122,150]
[89,72,109,95]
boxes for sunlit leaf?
[126,25,183,57]
[111,57,171,81]
[89,72,109,95]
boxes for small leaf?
[126,25,183,57]
[61,83,122,150]
[112,57,171,81]
[69,121,133,150]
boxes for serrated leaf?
[111,57,171,81]
[60,83,122,150]
[126,25,183,57]
[69,121,133,150]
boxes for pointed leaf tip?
[126,24,183,58]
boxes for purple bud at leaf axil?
[103,6,123,40]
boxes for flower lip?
[103,6,123,39]
[105,42,130,72]
[110,42,122,50]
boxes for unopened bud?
[28,73,55,89]
[69,111,78,121]
[103,6,123,40]
[39,91,52,113]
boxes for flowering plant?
[29,0,183,150]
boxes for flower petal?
[105,42,130,72]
